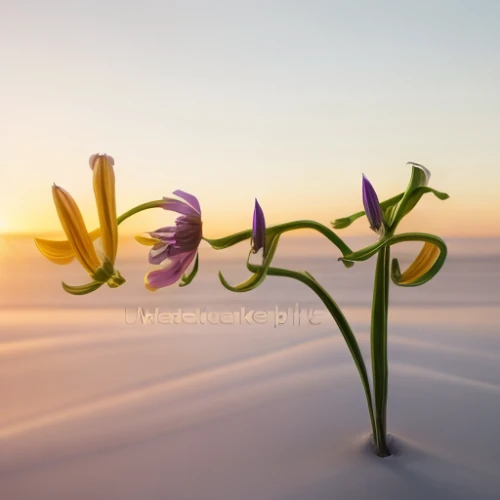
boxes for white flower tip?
[89,153,115,170]
[407,162,431,185]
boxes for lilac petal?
[150,226,177,242]
[172,190,201,215]
[251,199,266,254]
[165,245,188,257]
[162,198,199,217]
[151,225,177,234]
[175,214,200,225]
[362,174,383,232]
[149,243,170,265]
[145,251,197,289]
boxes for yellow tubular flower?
[52,185,101,275]
[35,153,125,295]
[91,154,118,264]
[398,242,440,285]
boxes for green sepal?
[62,280,105,295]
[179,252,199,287]
[107,270,126,288]
[218,233,281,292]
[90,259,115,282]
[89,259,126,289]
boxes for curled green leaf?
[391,238,447,287]
[340,232,448,287]
[386,164,447,230]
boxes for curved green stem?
[204,220,353,259]
[248,262,377,440]
[116,200,166,226]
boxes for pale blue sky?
[1,0,499,236]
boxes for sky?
[1,0,499,238]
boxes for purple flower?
[136,190,202,291]
[362,174,384,235]
[251,199,266,255]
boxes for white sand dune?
[1,236,499,499]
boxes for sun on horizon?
[0,215,12,234]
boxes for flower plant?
[36,155,449,457]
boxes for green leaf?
[332,183,448,232]
[179,252,199,287]
[386,164,448,230]
[400,186,449,220]
[62,280,105,295]
[391,237,447,287]
[339,239,385,263]
[332,193,404,230]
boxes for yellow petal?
[34,238,74,265]
[52,185,101,274]
[92,154,118,265]
[144,273,158,292]
[135,234,162,246]
[35,228,101,265]
[399,242,440,285]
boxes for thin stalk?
[251,264,377,440]
[371,246,391,457]
[116,200,166,225]
[204,220,353,257]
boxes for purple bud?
[362,174,383,233]
[251,199,266,254]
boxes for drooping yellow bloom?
[35,153,124,294]
[398,242,440,285]
[90,153,118,265]
[51,184,101,275]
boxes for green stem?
[116,200,166,226]
[248,263,377,440]
[204,220,353,258]
[371,246,391,457]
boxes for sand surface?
[1,236,499,499]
